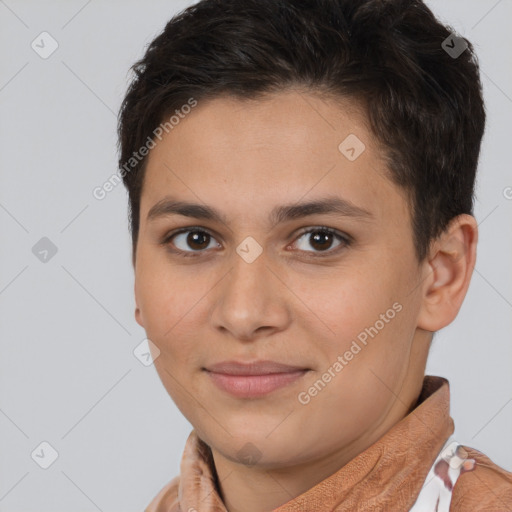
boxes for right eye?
[163,228,221,257]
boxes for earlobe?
[134,280,144,328]
[135,306,144,328]
[417,214,478,332]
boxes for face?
[134,91,430,469]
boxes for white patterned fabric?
[410,440,476,512]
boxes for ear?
[417,214,478,331]
[134,279,145,328]
[135,305,144,328]
[133,242,145,328]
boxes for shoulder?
[450,446,512,511]
[145,476,181,512]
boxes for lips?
[205,360,308,375]
[203,360,310,398]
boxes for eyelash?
[161,226,352,259]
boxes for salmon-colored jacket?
[146,376,512,511]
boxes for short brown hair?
[117,0,486,263]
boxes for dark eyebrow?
[146,195,374,227]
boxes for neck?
[210,400,416,512]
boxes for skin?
[133,90,478,512]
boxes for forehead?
[140,91,408,226]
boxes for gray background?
[0,0,511,510]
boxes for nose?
[209,250,292,343]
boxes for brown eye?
[310,231,335,251]
[163,226,350,259]
[293,227,349,254]
[168,229,219,253]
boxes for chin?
[203,427,304,466]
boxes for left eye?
[292,227,348,253]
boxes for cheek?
[315,268,414,368]
[134,251,210,413]
[310,273,391,343]
[135,255,195,337]
[135,259,212,382]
